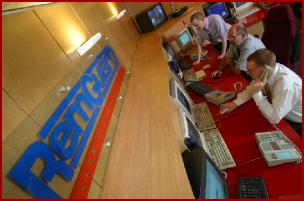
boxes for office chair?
[261,4,296,68]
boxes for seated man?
[220,49,302,136]
[190,12,231,63]
[212,24,265,81]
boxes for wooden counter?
[100,12,197,198]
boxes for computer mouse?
[212,74,220,80]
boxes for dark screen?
[177,88,191,114]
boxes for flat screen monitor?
[147,4,166,27]
[177,28,192,50]
[205,2,229,19]
[169,79,194,121]
[182,147,229,199]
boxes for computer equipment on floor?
[178,59,192,70]
[255,131,302,167]
[178,109,208,151]
[178,109,236,171]
[200,128,236,170]
[162,39,192,70]
[169,79,216,131]
[186,81,214,96]
[239,177,268,198]
[182,147,229,199]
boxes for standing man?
[212,24,265,81]
[190,12,231,63]
[220,49,302,136]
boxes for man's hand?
[250,70,268,94]
[230,66,241,75]
[193,60,201,65]
[219,102,237,114]
[211,70,223,79]
[217,54,225,59]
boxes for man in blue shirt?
[190,12,231,63]
[212,24,265,81]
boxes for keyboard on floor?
[192,102,216,131]
[200,128,236,170]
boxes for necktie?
[204,28,214,44]
[262,83,272,104]
[236,47,241,58]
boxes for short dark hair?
[190,12,204,23]
[247,48,276,68]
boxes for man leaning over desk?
[220,49,302,136]
[212,23,265,81]
[190,11,231,62]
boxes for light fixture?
[77,33,102,56]
[116,9,126,20]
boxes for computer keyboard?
[200,128,236,170]
[239,177,269,198]
[183,69,198,82]
[186,81,213,96]
[177,59,192,70]
[191,102,216,131]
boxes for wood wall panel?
[2,89,27,142]
[70,2,131,68]
[34,3,90,61]
[2,10,73,114]
[95,2,139,67]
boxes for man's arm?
[218,36,227,59]
[253,85,294,124]
[219,84,254,114]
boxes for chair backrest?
[262,4,296,67]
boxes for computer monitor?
[182,147,229,199]
[169,79,194,121]
[136,3,167,33]
[178,109,202,148]
[204,2,230,19]
[148,4,166,27]
[177,28,193,50]
[233,2,254,13]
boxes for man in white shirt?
[220,49,302,136]
[212,24,265,81]
[190,12,231,63]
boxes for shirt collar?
[267,63,279,85]
[238,34,250,48]
[204,17,209,30]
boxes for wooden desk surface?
[100,15,194,198]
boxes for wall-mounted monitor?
[136,3,167,33]
[203,2,230,19]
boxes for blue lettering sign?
[8,46,120,198]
